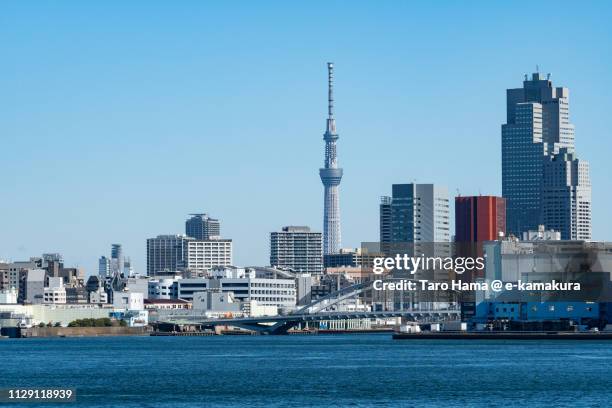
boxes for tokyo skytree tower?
[319,62,343,255]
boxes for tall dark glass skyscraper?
[502,72,591,239]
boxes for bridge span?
[155,278,460,334]
[159,309,460,335]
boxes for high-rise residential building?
[319,62,343,255]
[185,213,221,240]
[542,149,591,240]
[98,256,111,277]
[379,184,451,243]
[502,72,591,239]
[185,239,232,271]
[146,235,190,276]
[146,234,233,276]
[270,226,323,275]
[455,196,506,242]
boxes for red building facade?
[455,196,506,242]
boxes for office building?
[542,149,591,240]
[177,266,296,310]
[185,213,221,240]
[270,226,323,275]
[319,62,343,254]
[455,196,506,242]
[502,72,591,238]
[380,184,451,243]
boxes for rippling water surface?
[2,334,612,407]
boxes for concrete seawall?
[21,326,150,338]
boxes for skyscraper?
[502,100,545,235]
[270,226,323,275]
[380,184,450,243]
[185,213,221,240]
[455,196,506,242]
[542,149,591,240]
[502,72,591,239]
[319,62,343,255]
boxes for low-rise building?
[323,248,377,268]
[112,292,144,311]
[148,279,178,300]
[144,298,191,310]
[0,287,18,304]
[175,266,297,312]
[192,290,241,316]
[43,277,66,304]
[522,225,562,241]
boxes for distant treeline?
[67,318,126,327]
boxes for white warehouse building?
[176,266,296,311]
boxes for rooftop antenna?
[547,73,551,80]
[327,62,334,119]
[536,64,539,73]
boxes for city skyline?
[1,2,611,275]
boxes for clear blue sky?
[1,1,611,274]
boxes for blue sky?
[1,1,611,274]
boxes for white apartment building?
[146,235,232,276]
[43,277,66,304]
[186,239,232,271]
